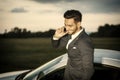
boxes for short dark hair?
[64,10,82,22]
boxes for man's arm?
[78,38,94,79]
[51,27,68,48]
[51,35,68,48]
[51,37,60,48]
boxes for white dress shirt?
[66,28,83,49]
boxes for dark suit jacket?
[52,30,94,80]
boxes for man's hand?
[53,27,68,39]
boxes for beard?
[69,27,79,35]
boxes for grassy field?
[0,38,120,73]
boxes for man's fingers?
[56,28,61,33]
[61,26,65,32]
[57,27,64,33]
[56,26,67,35]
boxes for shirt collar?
[71,28,83,39]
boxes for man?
[51,10,94,80]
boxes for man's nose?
[66,28,69,31]
[65,26,69,31]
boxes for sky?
[0,0,120,33]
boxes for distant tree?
[42,29,55,37]
[4,29,7,34]
[35,29,55,38]
[0,27,32,38]
[90,24,120,37]
[0,27,56,38]
[22,28,29,38]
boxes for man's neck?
[71,28,83,39]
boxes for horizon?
[1,23,119,34]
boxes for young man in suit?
[52,10,94,80]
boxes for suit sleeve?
[78,37,94,79]
[51,38,60,48]
[51,36,68,49]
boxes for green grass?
[0,38,66,73]
[0,38,120,73]
[92,38,120,51]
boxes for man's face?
[64,18,80,35]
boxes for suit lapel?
[68,30,85,50]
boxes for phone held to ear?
[64,27,66,32]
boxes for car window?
[91,64,120,80]
[38,64,120,80]
[38,68,64,80]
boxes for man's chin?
[68,32,73,35]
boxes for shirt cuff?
[53,37,59,40]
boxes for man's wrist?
[53,35,60,40]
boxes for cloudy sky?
[0,0,120,33]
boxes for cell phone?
[64,27,66,32]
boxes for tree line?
[0,24,120,38]
[89,24,120,37]
[0,27,55,38]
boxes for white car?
[0,49,120,80]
